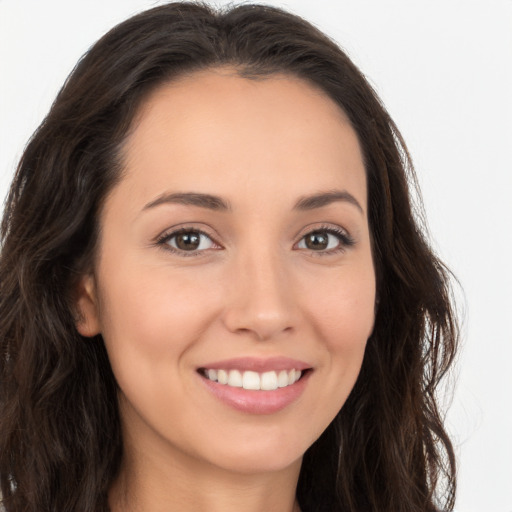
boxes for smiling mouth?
[198,368,307,391]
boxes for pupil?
[306,232,328,250]
[176,232,200,250]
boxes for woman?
[0,3,458,511]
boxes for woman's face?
[77,68,376,475]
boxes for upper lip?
[198,356,312,373]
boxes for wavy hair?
[0,3,458,511]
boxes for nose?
[221,248,298,341]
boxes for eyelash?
[156,227,219,257]
[156,225,355,257]
[297,225,355,255]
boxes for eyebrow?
[142,189,363,214]
[143,192,231,211]
[294,190,364,214]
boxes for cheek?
[100,278,161,352]
[306,264,376,349]
[306,263,375,401]
[286,266,375,449]
[94,263,225,428]
[95,257,223,373]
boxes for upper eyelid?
[294,222,352,240]
[155,224,220,243]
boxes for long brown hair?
[0,3,458,511]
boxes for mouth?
[196,357,312,414]
[198,367,307,391]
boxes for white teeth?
[260,371,278,390]
[227,369,243,387]
[217,369,228,385]
[242,371,260,390]
[277,370,289,388]
[203,368,303,390]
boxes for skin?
[76,68,376,512]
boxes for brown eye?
[304,232,329,250]
[165,230,215,252]
[175,232,200,250]
[297,228,352,252]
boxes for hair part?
[0,3,458,511]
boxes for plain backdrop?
[1,1,511,511]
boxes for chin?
[210,449,303,476]
[194,426,312,475]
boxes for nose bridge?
[223,241,296,340]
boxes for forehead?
[116,68,367,213]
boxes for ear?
[75,273,101,337]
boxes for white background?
[1,1,511,511]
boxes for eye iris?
[175,232,200,250]
[305,232,329,250]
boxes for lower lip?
[199,372,310,414]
